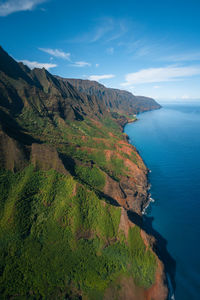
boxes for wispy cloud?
[39,48,71,60]
[20,59,57,70]
[106,47,114,55]
[161,52,200,62]
[118,36,173,62]
[135,46,152,57]
[88,74,115,82]
[0,0,46,16]
[70,18,128,44]
[121,65,200,86]
[70,18,114,44]
[39,48,91,67]
[106,21,128,42]
[91,18,114,42]
[70,61,91,67]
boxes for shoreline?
[122,117,153,216]
[123,114,172,300]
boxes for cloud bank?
[121,65,200,86]
[0,0,46,16]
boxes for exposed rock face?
[104,276,146,300]
[140,230,169,300]
[103,167,149,213]
[58,77,161,115]
[103,137,149,213]
[0,46,107,124]
[120,175,149,212]
[0,130,28,171]
[118,207,134,238]
[31,143,68,175]
[145,259,168,300]
[104,269,168,300]
[102,138,168,299]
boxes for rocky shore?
[117,119,169,300]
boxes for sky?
[0,0,200,101]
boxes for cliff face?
[0,47,167,299]
[58,77,161,114]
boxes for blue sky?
[1,0,200,101]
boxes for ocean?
[125,103,200,300]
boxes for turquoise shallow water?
[125,103,200,300]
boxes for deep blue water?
[125,103,200,300]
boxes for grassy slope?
[0,104,156,299]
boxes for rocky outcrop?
[0,130,28,171]
[31,143,68,175]
[103,137,149,213]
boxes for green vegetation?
[109,156,126,180]
[128,226,157,288]
[75,165,105,190]
[0,108,156,299]
[0,47,161,299]
[101,117,121,135]
[0,106,156,299]
[0,166,156,299]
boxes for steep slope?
[60,77,161,114]
[0,47,167,300]
[0,46,106,127]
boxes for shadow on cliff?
[59,153,76,176]
[98,191,121,207]
[128,210,176,294]
[0,109,41,145]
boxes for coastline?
[123,103,200,300]
[0,45,171,299]
[122,109,162,216]
[122,116,153,215]
[122,115,169,300]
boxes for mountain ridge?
[57,76,161,115]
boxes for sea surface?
[125,103,200,300]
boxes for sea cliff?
[0,46,167,299]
